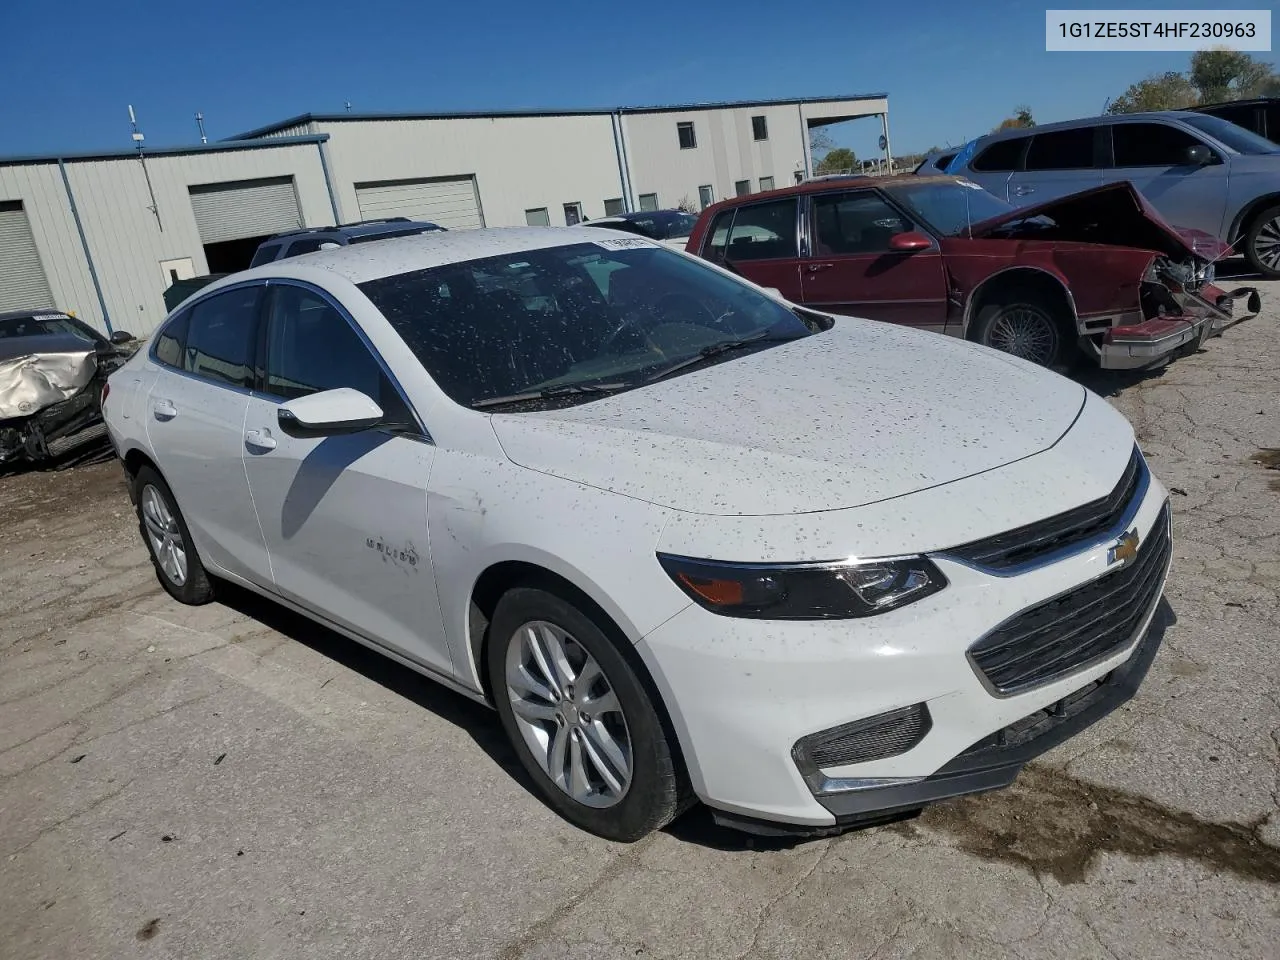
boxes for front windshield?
[1180,114,1280,155]
[885,179,1021,236]
[359,241,812,408]
[0,313,96,342]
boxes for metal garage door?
[0,201,54,312]
[189,177,302,243]
[355,177,483,230]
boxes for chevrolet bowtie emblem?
[1107,528,1140,568]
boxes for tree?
[1107,71,1199,113]
[993,105,1035,131]
[814,147,857,175]
[810,127,837,155]
[1189,48,1274,102]
[675,195,699,214]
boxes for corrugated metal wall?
[60,143,331,336]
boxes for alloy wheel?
[140,484,188,586]
[986,307,1058,365]
[505,620,633,808]
[1254,215,1280,271]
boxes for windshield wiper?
[642,330,800,385]
[473,382,630,410]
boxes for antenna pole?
[127,105,164,232]
[196,111,207,144]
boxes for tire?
[133,465,215,605]
[487,586,682,842]
[971,293,1069,368]
[1243,204,1280,279]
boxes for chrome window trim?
[260,277,434,444]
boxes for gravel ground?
[2,280,1277,959]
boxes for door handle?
[245,429,277,451]
[1012,185,1036,197]
[152,399,177,420]
[807,262,835,272]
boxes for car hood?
[968,182,1206,261]
[490,320,1086,516]
[0,337,98,420]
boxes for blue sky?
[1,0,1274,160]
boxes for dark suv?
[250,217,443,267]
[1192,97,1279,142]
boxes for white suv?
[103,228,1172,840]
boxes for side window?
[249,243,281,267]
[703,208,736,261]
[1111,123,1209,167]
[722,199,798,261]
[811,191,914,255]
[1025,127,1096,170]
[153,311,189,368]
[971,137,1026,171]
[183,287,260,388]
[264,285,414,429]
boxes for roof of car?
[707,173,956,208]
[230,226,652,287]
[1193,97,1276,111]
[264,218,441,242]
[976,110,1206,143]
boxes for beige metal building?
[0,94,887,337]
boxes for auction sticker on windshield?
[591,237,653,249]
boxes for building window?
[563,202,584,225]
[603,198,625,216]
[638,193,659,212]
[525,208,550,226]
[734,179,752,197]
[677,122,697,149]
[698,185,715,209]
[759,175,775,191]
[752,115,768,141]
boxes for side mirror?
[109,330,135,345]
[888,231,933,252]
[277,388,383,436]
[1184,144,1213,166]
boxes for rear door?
[239,281,452,676]
[700,198,803,300]
[1102,120,1229,236]
[799,189,947,332]
[1006,126,1104,205]
[144,284,271,584]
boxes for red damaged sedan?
[685,175,1261,369]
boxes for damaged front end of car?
[0,340,112,465]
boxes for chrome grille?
[968,503,1171,696]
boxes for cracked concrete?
[1,276,1278,959]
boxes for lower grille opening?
[793,703,932,771]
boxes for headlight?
[656,554,947,620]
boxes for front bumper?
[1100,316,1211,370]
[637,467,1171,831]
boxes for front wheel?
[133,465,215,605]
[971,297,1067,368]
[1244,204,1280,279]
[487,586,683,841]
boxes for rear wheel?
[1243,204,1280,279]
[133,466,215,605]
[971,295,1068,368]
[487,586,682,842]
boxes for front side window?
[359,243,812,409]
[1025,127,1096,170]
[972,137,1026,172]
[721,199,798,261]
[263,285,414,428]
[1111,122,1206,166]
[752,115,768,141]
[811,191,914,254]
[182,286,260,388]
[1177,114,1277,154]
[678,121,697,149]
[638,193,659,212]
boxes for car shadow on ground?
[0,437,115,479]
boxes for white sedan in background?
[103,228,1171,840]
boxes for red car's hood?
[967,182,1218,262]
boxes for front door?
[144,284,270,583]
[702,197,804,301]
[800,189,947,333]
[240,282,452,676]
[1102,121,1230,237]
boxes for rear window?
[720,199,799,262]
[971,137,1026,172]
[249,243,281,267]
[1025,127,1096,170]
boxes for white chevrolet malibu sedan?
[103,228,1171,841]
